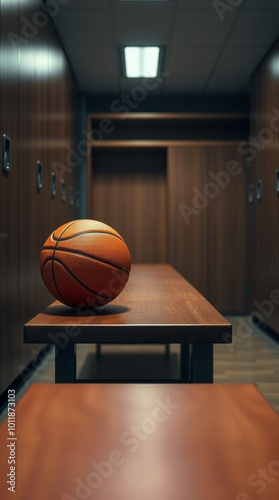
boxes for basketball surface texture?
[40,219,131,308]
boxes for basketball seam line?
[52,220,77,304]
[52,230,124,243]
[43,257,115,299]
[42,246,130,274]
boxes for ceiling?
[52,0,279,96]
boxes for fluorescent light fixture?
[124,47,160,78]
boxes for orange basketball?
[40,219,131,308]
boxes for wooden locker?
[0,1,20,392]
[0,0,78,393]
[207,147,247,312]
[167,147,208,297]
[250,40,279,335]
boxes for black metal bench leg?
[165,344,170,358]
[55,344,76,383]
[96,344,102,358]
[180,344,190,381]
[191,344,213,383]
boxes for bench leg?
[191,344,213,383]
[96,344,102,358]
[180,344,190,381]
[55,344,76,383]
[165,344,170,358]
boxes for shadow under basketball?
[43,304,131,316]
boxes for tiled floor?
[0,315,279,424]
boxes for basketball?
[40,219,131,308]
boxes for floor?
[0,315,279,424]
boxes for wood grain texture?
[24,264,231,344]
[0,384,278,500]
[89,112,249,120]
[167,147,208,297]
[89,140,243,148]
[89,148,167,263]
[208,147,247,312]
[2,316,278,414]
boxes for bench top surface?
[1,383,278,500]
[24,264,231,343]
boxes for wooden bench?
[24,264,232,383]
[1,384,278,499]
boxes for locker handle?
[256,179,262,202]
[76,191,80,209]
[51,172,56,198]
[276,170,279,194]
[61,179,66,202]
[248,185,253,203]
[2,134,11,173]
[70,186,74,207]
[36,161,42,191]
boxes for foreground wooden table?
[1,384,278,500]
[24,264,232,383]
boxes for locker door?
[208,146,247,312]
[167,147,208,297]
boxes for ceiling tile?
[52,10,113,46]
[164,74,208,93]
[206,73,249,94]
[59,0,109,8]
[214,46,270,77]
[82,74,118,94]
[113,9,172,44]
[245,0,279,8]
[112,1,174,10]
[65,47,118,83]
[177,0,217,6]
[172,9,236,46]
[229,10,279,46]
[166,47,219,74]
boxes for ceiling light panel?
[124,46,160,77]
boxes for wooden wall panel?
[208,147,247,312]
[89,148,167,263]
[0,0,78,393]
[167,147,208,297]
